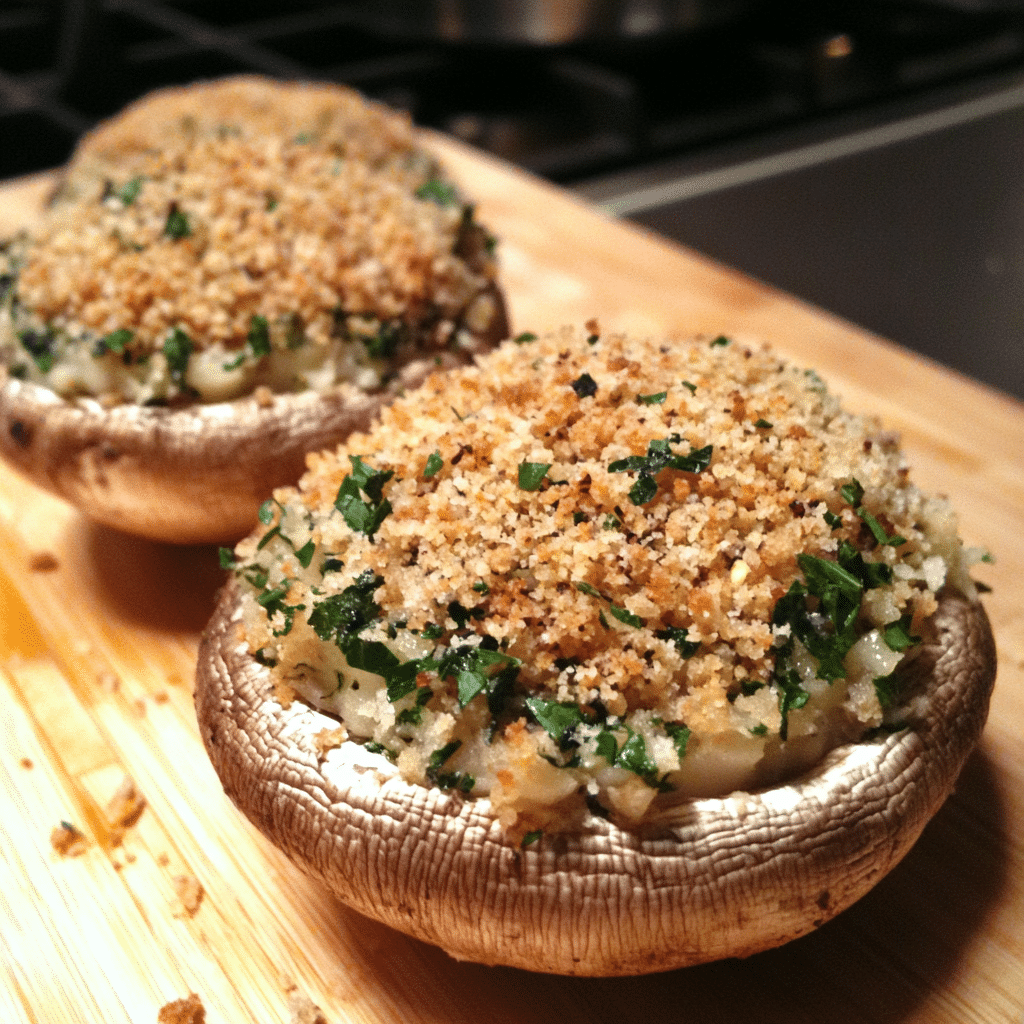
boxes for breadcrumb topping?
[233,326,978,834]
[0,76,502,404]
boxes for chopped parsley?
[841,479,907,547]
[609,436,713,505]
[609,604,644,628]
[882,612,921,653]
[334,455,394,539]
[96,328,133,357]
[162,327,193,391]
[521,830,543,848]
[361,320,403,361]
[163,203,191,239]
[637,391,667,405]
[423,451,444,478]
[306,570,411,693]
[770,536,896,739]
[572,373,598,398]
[114,176,144,205]
[664,722,691,758]
[525,698,585,749]
[426,740,474,792]
[415,178,459,206]
[18,327,57,373]
[255,499,316,568]
[223,314,272,370]
[513,332,537,344]
[517,462,551,491]
[655,625,701,658]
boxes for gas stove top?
[3,0,1024,184]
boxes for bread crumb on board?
[172,874,205,918]
[50,821,88,857]
[27,550,59,572]
[157,992,205,1024]
[283,979,329,1024]
[105,775,146,842]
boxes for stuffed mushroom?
[0,76,507,543]
[195,325,995,974]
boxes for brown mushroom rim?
[194,584,995,975]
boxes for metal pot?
[355,0,759,46]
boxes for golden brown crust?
[194,581,996,975]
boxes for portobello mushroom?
[194,326,996,974]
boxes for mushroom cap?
[0,323,505,545]
[194,580,996,976]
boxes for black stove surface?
[4,0,1024,183]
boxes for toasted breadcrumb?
[27,550,59,571]
[172,874,205,918]
[157,993,205,1024]
[50,821,88,857]
[287,990,329,1024]
[105,775,146,831]
[234,326,978,830]
[314,726,348,758]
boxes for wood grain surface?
[1,134,1022,1024]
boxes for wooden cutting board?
[2,133,1022,1024]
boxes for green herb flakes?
[423,451,444,478]
[609,436,713,505]
[334,456,394,539]
[415,179,459,206]
[163,204,191,239]
[163,327,193,389]
[114,176,145,205]
[517,462,551,491]
[572,373,598,398]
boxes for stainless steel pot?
[355,0,758,46]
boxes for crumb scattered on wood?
[50,821,88,857]
[105,775,146,845]
[172,874,204,918]
[153,690,169,704]
[96,670,120,693]
[283,980,329,1024]
[156,852,170,867]
[157,992,206,1024]
[28,550,59,572]
[19,757,33,769]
